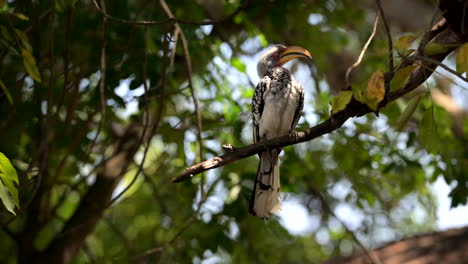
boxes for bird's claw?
[262,141,270,153]
[289,130,300,141]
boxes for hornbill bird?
[250,45,312,219]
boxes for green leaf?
[21,48,42,82]
[257,34,269,47]
[419,107,439,153]
[365,70,385,111]
[15,29,32,51]
[331,91,352,114]
[456,43,468,75]
[390,65,418,92]
[395,34,417,53]
[0,182,15,215]
[395,94,424,131]
[0,79,13,104]
[423,43,448,56]
[0,152,19,215]
[231,58,246,73]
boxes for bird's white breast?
[258,78,301,140]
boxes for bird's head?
[257,45,312,77]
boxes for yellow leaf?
[456,43,468,75]
[424,43,448,56]
[15,29,32,51]
[365,70,385,111]
[331,91,352,114]
[390,65,418,92]
[13,13,29,21]
[352,88,366,103]
[21,48,42,82]
[395,34,417,53]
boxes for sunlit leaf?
[419,106,439,153]
[395,34,417,53]
[423,43,448,56]
[21,48,42,82]
[390,65,418,92]
[395,93,424,131]
[0,79,13,104]
[365,70,385,111]
[331,91,352,114]
[231,57,246,73]
[257,33,269,47]
[0,152,19,215]
[456,43,468,75]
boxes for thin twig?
[107,27,167,206]
[54,8,73,122]
[414,55,468,83]
[375,0,394,72]
[169,27,179,70]
[92,0,249,26]
[99,0,107,122]
[159,0,205,197]
[345,11,380,84]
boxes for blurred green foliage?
[0,0,466,263]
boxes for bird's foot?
[289,130,300,142]
[261,140,271,153]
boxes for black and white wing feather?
[252,76,270,144]
[290,82,304,131]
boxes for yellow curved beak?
[278,46,312,65]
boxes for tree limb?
[91,0,250,26]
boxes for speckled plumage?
[250,48,305,219]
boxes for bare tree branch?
[414,55,468,84]
[159,0,206,196]
[91,0,250,26]
[345,11,380,85]
[375,0,394,73]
